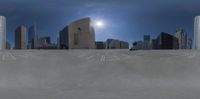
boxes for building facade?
[120,41,129,49]
[194,16,200,50]
[0,16,6,50]
[106,39,129,49]
[59,26,69,49]
[188,37,193,49]
[15,25,27,49]
[6,41,11,49]
[175,28,187,49]
[132,41,143,50]
[95,41,106,49]
[28,24,37,49]
[155,32,179,49]
[68,18,95,49]
[37,37,51,47]
[106,39,120,49]
[143,35,152,49]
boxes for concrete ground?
[0,50,200,99]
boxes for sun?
[95,20,104,28]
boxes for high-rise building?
[59,26,69,49]
[155,32,179,49]
[188,37,193,49]
[0,16,6,50]
[15,25,27,49]
[144,35,150,42]
[152,39,158,49]
[143,35,152,49]
[6,41,11,49]
[68,17,95,49]
[28,24,37,49]
[194,16,200,50]
[175,28,187,49]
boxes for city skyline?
[1,0,200,48]
[0,15,196,50]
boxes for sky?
[0,0,200,47]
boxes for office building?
[0,16,6,50]
[37,37,50,46]
[95,41,106,49]
[120,41,129,49]
[194,16,200,50]
[152,39,157,49]
[106,39,120,49]
[188,37,193,49]
[143,35,152,49]
[28,24,37,49]
[132,41,143,50]
[155,32,179,49]
[175,28,187,49]
[59,26,69,49]
[106,39,129,49]
[6,41,11,49]
[144,35,150,42]
[68,17,95,49]
[15,25,27,49]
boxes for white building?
[106,39,129,49]
[0,16,6,50]
[68,17,95,49]
[194,16,200,50]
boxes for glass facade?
[0,16,6,50]
[194,16,200,50]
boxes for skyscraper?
[194,16,200,50]
[28,24,37,49]
[144,35,150,42]
[175,28,187,49]
[0,16,6,50]
[143,35,152,49]
[59,26,69,49]
[15,25,27,49]
[155,32,179,49]
[68,17,95,49]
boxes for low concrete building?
[106,39,129,49]
[95,41,106,49]
[106,39,120,49]
[120,41,129,49]
[132,41,143,50]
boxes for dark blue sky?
[0,0,200,47]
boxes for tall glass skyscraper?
[28,24,37,49]
[0,16,6,50]
[15,25,27,49]
[194,16,200,50]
